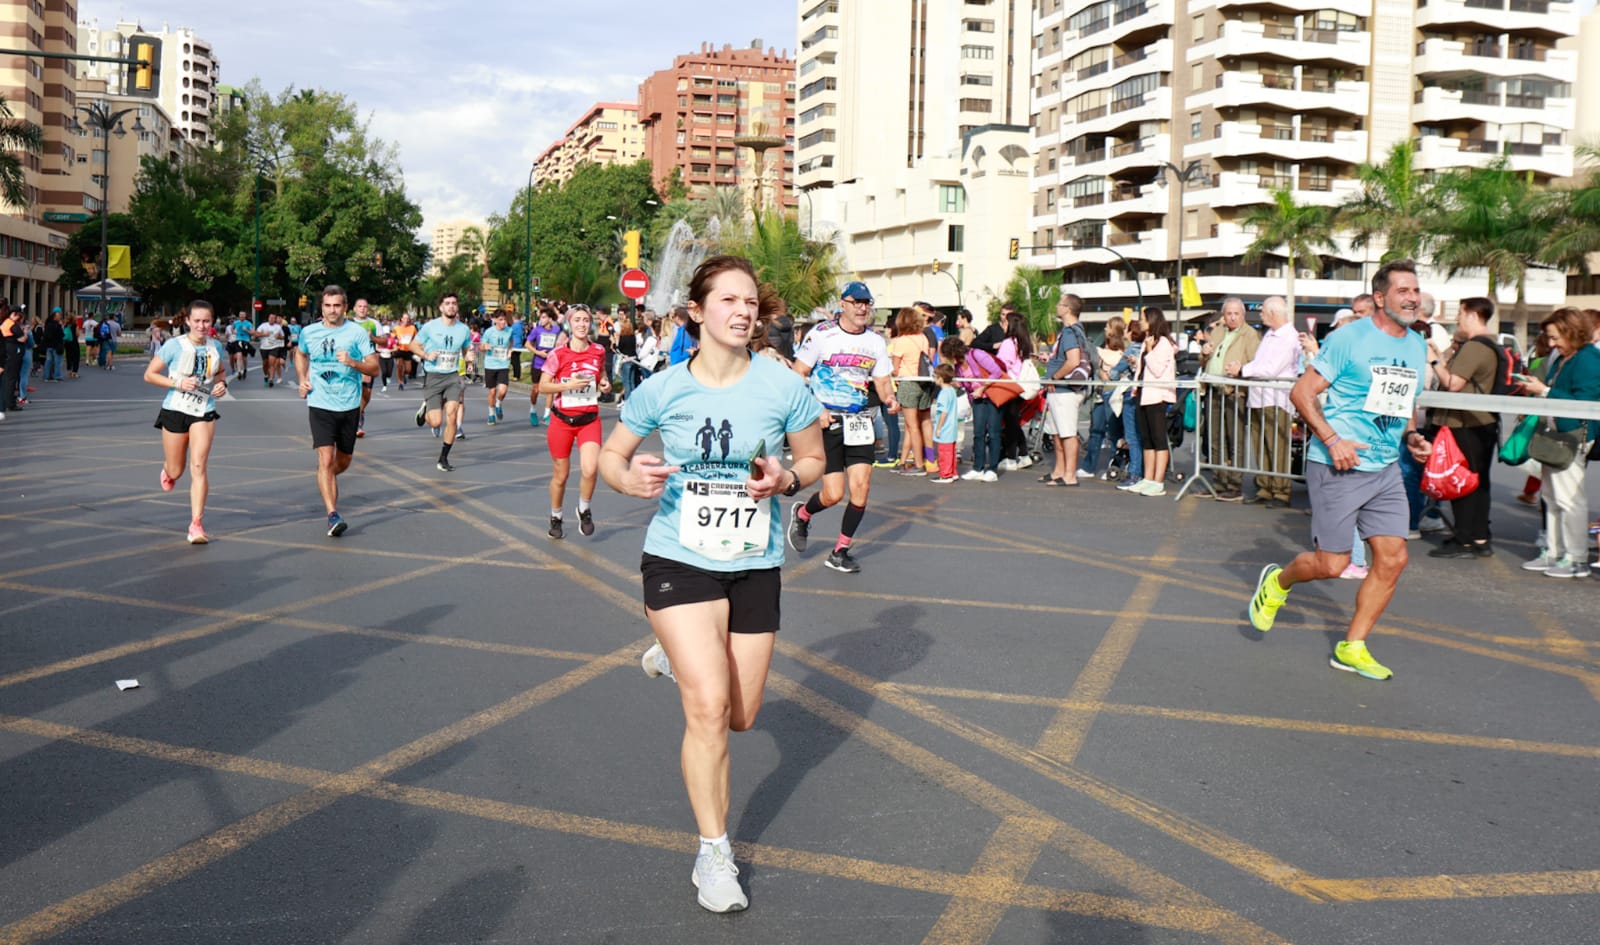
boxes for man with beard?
[1247,260,1433,682]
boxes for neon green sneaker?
[1331,640,1392,681]
[1248,564,1288,632]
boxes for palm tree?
[0,95,43,208]
[544,255,618,308]
[1336,139,1437,263]
[1540,144,1600,275]
[1239,187,1337,321]
[721,211,844,315]
[1427,158,1551,338]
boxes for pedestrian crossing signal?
[1008,238,1020,260]
[932,260,941,274]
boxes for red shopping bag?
[1422,426,1479,501]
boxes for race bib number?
[678,479,770,561]
[430,352,459,373]
[172,385,209,418]
[842,413,874,446]
[491,345,511,361]
[561,375,599,409]
[1363,365,1419,418]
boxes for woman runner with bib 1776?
[600,255,826,913]
[143,301,229,544]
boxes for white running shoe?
[692,845,748,913]
[997,458,1019,471]
[1014,456,1034,469]
[960,470,983,481]
[641,642,675,681]
[980,470,999,483]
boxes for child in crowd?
[932,363,961,483]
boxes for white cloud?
[79,0,799,239]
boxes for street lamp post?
[524,164,535,318]
[1156,160,1210,320]
[69,101,144,324]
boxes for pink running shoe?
[160,468,176,492]
[1339,564,1368,580]
[187,521,209,545]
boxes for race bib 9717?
[678,479,770,561]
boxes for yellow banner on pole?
[107,245,132,280]
[1180,274,1201,309]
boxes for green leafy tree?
[1428,158,1551,334]
[993,266,1057,339]
[544,255,620,308]
[486,160,661,305]
[1540,144,1600,274]
[1240,187,1337,320]
[1336,139,1438,263]
[0,94,42,208]
[718,211,844,315]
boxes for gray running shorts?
[1306,461,1408,554]
[422,369,464,411]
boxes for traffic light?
[932,259,941,274]
[128,37,160,97]
[623,230,641,269]
[298,295,307,308]
[1008,238,1020,261]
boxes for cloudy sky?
[79,0,799,241]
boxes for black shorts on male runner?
[308,406,360,454]
[154,408,219,434]
[821,414,877,474]
[483,368,509,389]
[640,553,781,633]
[422,370,464,411]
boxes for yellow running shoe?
[1331,640,1392,680]
[1248,564,1288,632]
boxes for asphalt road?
[1,363,1596,945]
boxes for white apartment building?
[1029,0,1578,328]
[794,0,1035,312]
[429,220,487,276]
[77,19,220,147]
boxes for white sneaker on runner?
[641,642,675,681]
[691,845,748,913]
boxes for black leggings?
[65,342,80,374]
[1134,402,1169,452]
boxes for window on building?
[940,184,967,213]
[947,224,965,253]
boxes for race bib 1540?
[1363,365,1418,418]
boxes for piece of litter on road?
[115,679,140,691]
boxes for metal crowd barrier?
[1173,372,1600,502]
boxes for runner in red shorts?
[539,306,610,539]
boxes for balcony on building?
[1415,0,1579,37]
[1201,168,1360,208]
[1412,80,1575,128]
[1189,68,1370,116]
[1414,34,1577,80]
[1189,16,1371,68]
[1188,118,1366,165]
[1413,127,1574,178]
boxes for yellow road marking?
[766,671,1292,944]
[890,686,1600,760]
[0,644,635,945]
[1301,870,1600,902]
[0,548,503,689]
[921,817,1055,945]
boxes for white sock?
[551,508,563,520]
[699,833,730,854]
[578,498,591,515]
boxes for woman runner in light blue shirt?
[143,301,229,544]
[600,256,825,914]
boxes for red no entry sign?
[619,268,651,300]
